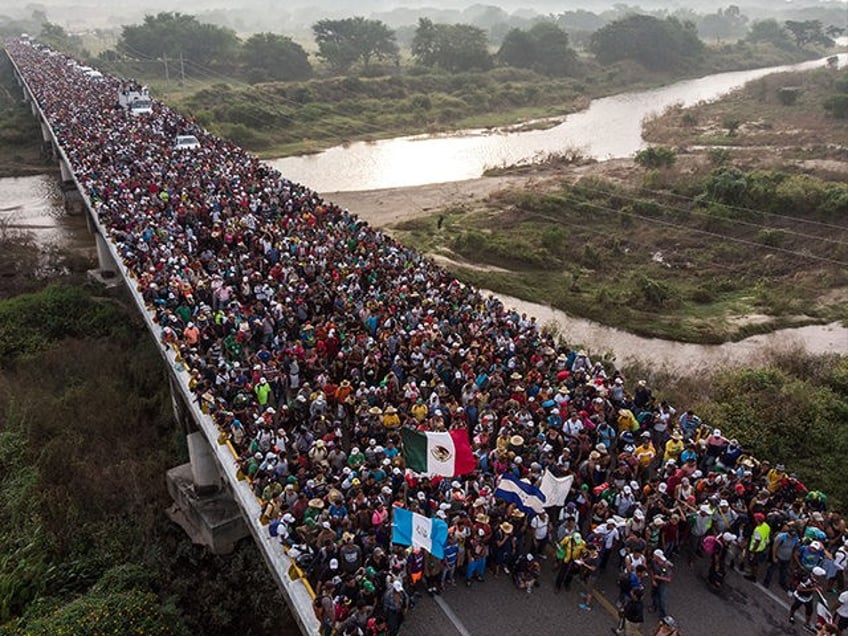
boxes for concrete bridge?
[5,40,320,635]
[4,38,811,636]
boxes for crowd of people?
[9,37,848,636]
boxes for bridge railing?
[5,47,321,636]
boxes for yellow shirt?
[663,439,684,462]
[635,443,656,467]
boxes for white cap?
[813,566,827,577]
[653,549,666,560]
[330,558,339,568]
[393,580,404,592]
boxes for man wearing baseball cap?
[746,512,771,582]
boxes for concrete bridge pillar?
[59,158,73,184]
[166,378,249,554]
[30,100,37,117]
[40,122,56,158]
[62,186,84,215]
[187,431,222,495]
[94,232,118,275]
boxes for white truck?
[118,84,153,116]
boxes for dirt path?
[325,175,534,228]
[324,159,637,229]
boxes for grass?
[644,66,848,162]
[98,41,822,158]
[392,165,848,344]
[0,54,52,178]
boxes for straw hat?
[510,435,525,447]
[475,513,490,524]
[368,406,383,416]
[308,498,325,509]
[500,522,514,534]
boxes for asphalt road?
[401,554,810,636]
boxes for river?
[0,174,88,250]
[3,57,846,367]
[272,54,846,192]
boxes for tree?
[38,21,83,54]
[411,18,492,72]
[696,5,748,41]
[589,15,704,71]
[241,33,312,82]
[497,22,577,76]
[498,28,536,70]
[119,13,239,68]
[312,17,398,73]
[746,19,791,49]
[784,20,834,48]
[528,22,577,76]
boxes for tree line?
[95,10,841,84]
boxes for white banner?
[539,469,574,508]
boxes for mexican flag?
[400,428,476,477]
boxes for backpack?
[702,535,720,556]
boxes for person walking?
[555,531,586,592]
[613,586,646,635]
[531,510,552,559]
[789,566,826,632]
[764,525,799,591]
[649,549,673,620]
[746,512,772,582]
[382,579,410,636]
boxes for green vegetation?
[313,17,399,73]
[395,166,848,343]
[643,67,848,164]
[590,15,705,71]
[0,55,49,177]
[0,282,290,635]
[634,350,848,509]
[119,12,240,68]
[634,146,677,169]
[411,18,492,72]
[36,7,825,157]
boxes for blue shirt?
[443,544,459,566]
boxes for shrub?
[634,146,677,169]
[777,86,801,105]
[824,94,848,119]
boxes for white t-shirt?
[531,514,549,540]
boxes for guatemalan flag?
[495,472,547,515]
[391,506,449,559]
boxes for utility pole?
[163,52,170,82]
[179,51,185,83]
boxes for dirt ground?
[326,159,639,230]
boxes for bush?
[20,590,188,636]
[777,86,801,105]
[0,285,123,363]
[634,146,676,169]
[824,94,848,119]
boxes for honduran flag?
[400,428,476,477]
[392,506,449,559]
[495,472,547,515]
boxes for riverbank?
[154,42,822,160]
[330,147,848,344]
[0,54,52,178]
